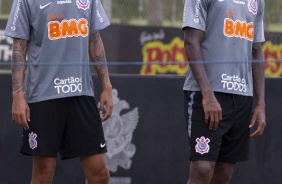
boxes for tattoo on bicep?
[12,38,27,93]
[89,32,109,79]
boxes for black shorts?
[184,91,252,163]
[21,96,107,159]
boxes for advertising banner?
[1,19,282,76]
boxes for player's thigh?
[210,162,235,184]
[188,160,216,183]
[80,153,109,176]
[32,156,57,175]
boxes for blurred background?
[1,0,282,29]
[1,1,282,184]
[1,0,282,75]
[1,0,281,76]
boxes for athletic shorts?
[21,96,107,159]
[184,91,252,163]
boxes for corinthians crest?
[248,0,258,15]
[76,0,90,10]
[101,89,139,172]
[195,136,210,155]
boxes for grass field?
[0,69,10,74]
[268,24,282,32]
[0,15,8,19]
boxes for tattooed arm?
[11,38,30,129]
[184,27,222,130]
[249,42,266,137]
[89,32,113,122]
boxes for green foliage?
[112,0,140,22]
[1,0,282,27]
[110,0,183,26]
[265,0,282,24]
[162,0,182,21]
[1,0,13,15]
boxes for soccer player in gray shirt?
[182,0,266,183]
[5,0,112,183]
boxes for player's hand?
[99,88,113,122]
[249,104,266,137]
[12,92,30,129]
[202,93,222,131]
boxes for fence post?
[147,0,163,26]
[171,0,176,26]
[0,0,2,15]
[138,0,144,25]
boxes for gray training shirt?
[182,0,265,96]
[5,0,110,103]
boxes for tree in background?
[264,0,282,26]
[111,0,139,23]
[2,0,281,28]
[0,0,13,15]
[147,0,163,26]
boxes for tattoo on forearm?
[89,32,109,80]
[12,38,27,93]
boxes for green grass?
[111,18,182,28]
[0,69,11,74]
[0,15,8,19]
[268,23,282,32]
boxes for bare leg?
[210,162,235,184]
[80,153,110,184]
[187,161,216,184]
[31,156,57,184]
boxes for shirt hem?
[182,24,205,32]
[27,92,95,103]
[183,88,253,97]
[4,32,30,41]
[90,22,110,34]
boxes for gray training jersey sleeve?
[5,0,31,40]
[253,0,265,43]
[182,0,209,31]
[90,0,110,34]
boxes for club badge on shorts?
[76,0,90,10]
[28,132,38,150]
[195,136,210,154]
[248,0,258,15]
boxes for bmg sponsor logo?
[223,18,254,41]
[48,18,88,40]
[54,76,82,94]
[221,73,247,92]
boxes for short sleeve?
[253,0,265,43]
[90,0,110,34]
[182,0,209,31]
[4,0,31,40]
